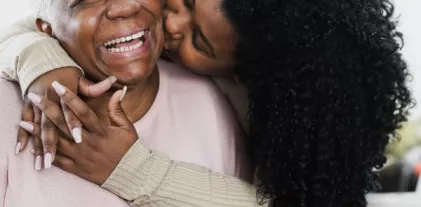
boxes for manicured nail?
[119,86,127,102]
[28,92,42,105]
[109,76,117,83]
[44,153,52,169]
[15,142,21,155]
[72,127,82,143]
[35,155,42,170]
[52,81,66,96]
[19,121,34,133]
[30,149,35,154]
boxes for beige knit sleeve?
[0,16,82,96]
[102,140,268,207]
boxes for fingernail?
[44,153,52,169]
[30,149,35,154]
[35,155,42,170]
[72,127,82,143]
[119,86,127,102]
[109,76,117,83]
[52,81,66,96]
[28,92,42,105]
[15,142,21,155]
[19,121,34,132]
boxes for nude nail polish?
[72,127,82,143]
[15,142,21,155]
[35,156,42,170]
[119,86,127,102]
[28,92,42,105]
[44,153,52,169]
[19,121,34,132]
[52,81,66,96]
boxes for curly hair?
[222,0,413,206]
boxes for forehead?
[196,0,236,56]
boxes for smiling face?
[163,0,237,75]
[37,0,165,86]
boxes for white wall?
[0,0,420,118]
[394,0,421,119]
[0,0,33,28]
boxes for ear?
[35,18,53,37]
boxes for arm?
[24,82,267,207]
[102,141,266,207]
[0,15,82,95]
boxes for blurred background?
[0,0,421,204]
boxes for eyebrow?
[192,0,217,59]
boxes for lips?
[103,30,150,53]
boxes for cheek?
[177,44,232,75]
[177,46,204,71]
[55,18,98,72]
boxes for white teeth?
[103,30,146,47]
[107,40,144,53]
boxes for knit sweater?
[0,17,265,207]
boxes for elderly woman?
[0,0,252,206]
[0,0,412,206]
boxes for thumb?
[79,76,117,97]
[108,86,131,128]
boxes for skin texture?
[28,85,137,185]
[25,0,164,167]
[163,0,237,75]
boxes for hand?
[16,67,116,170]
[23,81,138,184]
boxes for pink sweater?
[0,60,249,207]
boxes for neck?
[84,69,160,124]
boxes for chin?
[114,68,156,85]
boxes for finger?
[34,137,43,171]
[78,76,116,97]
[16,101,35,155]
[108,86,132,129]
[16,128,29,155]
[27,92,72,138]
[33,105,42,124]
[51,81,106,133]
[61,100,83,143]
[57,135,78,159]
[40,113,58,169]
[19,121,41,137]
[53,154,76,174]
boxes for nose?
[164,9,192,40]
[106,0,141,20]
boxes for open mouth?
[103,29,149,53]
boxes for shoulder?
[157,59,240,132]
[157,59,225,103]
[0,79,23,156]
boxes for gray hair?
[32,0,55,20]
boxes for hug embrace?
[0,0,412,207]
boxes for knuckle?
[42,141,57,149]
[76,106,91,118]
[34,144,43,152]
[63,92,76,104]
[41,120,55,129]
[61,102,71,112]
[52,114,67,126]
